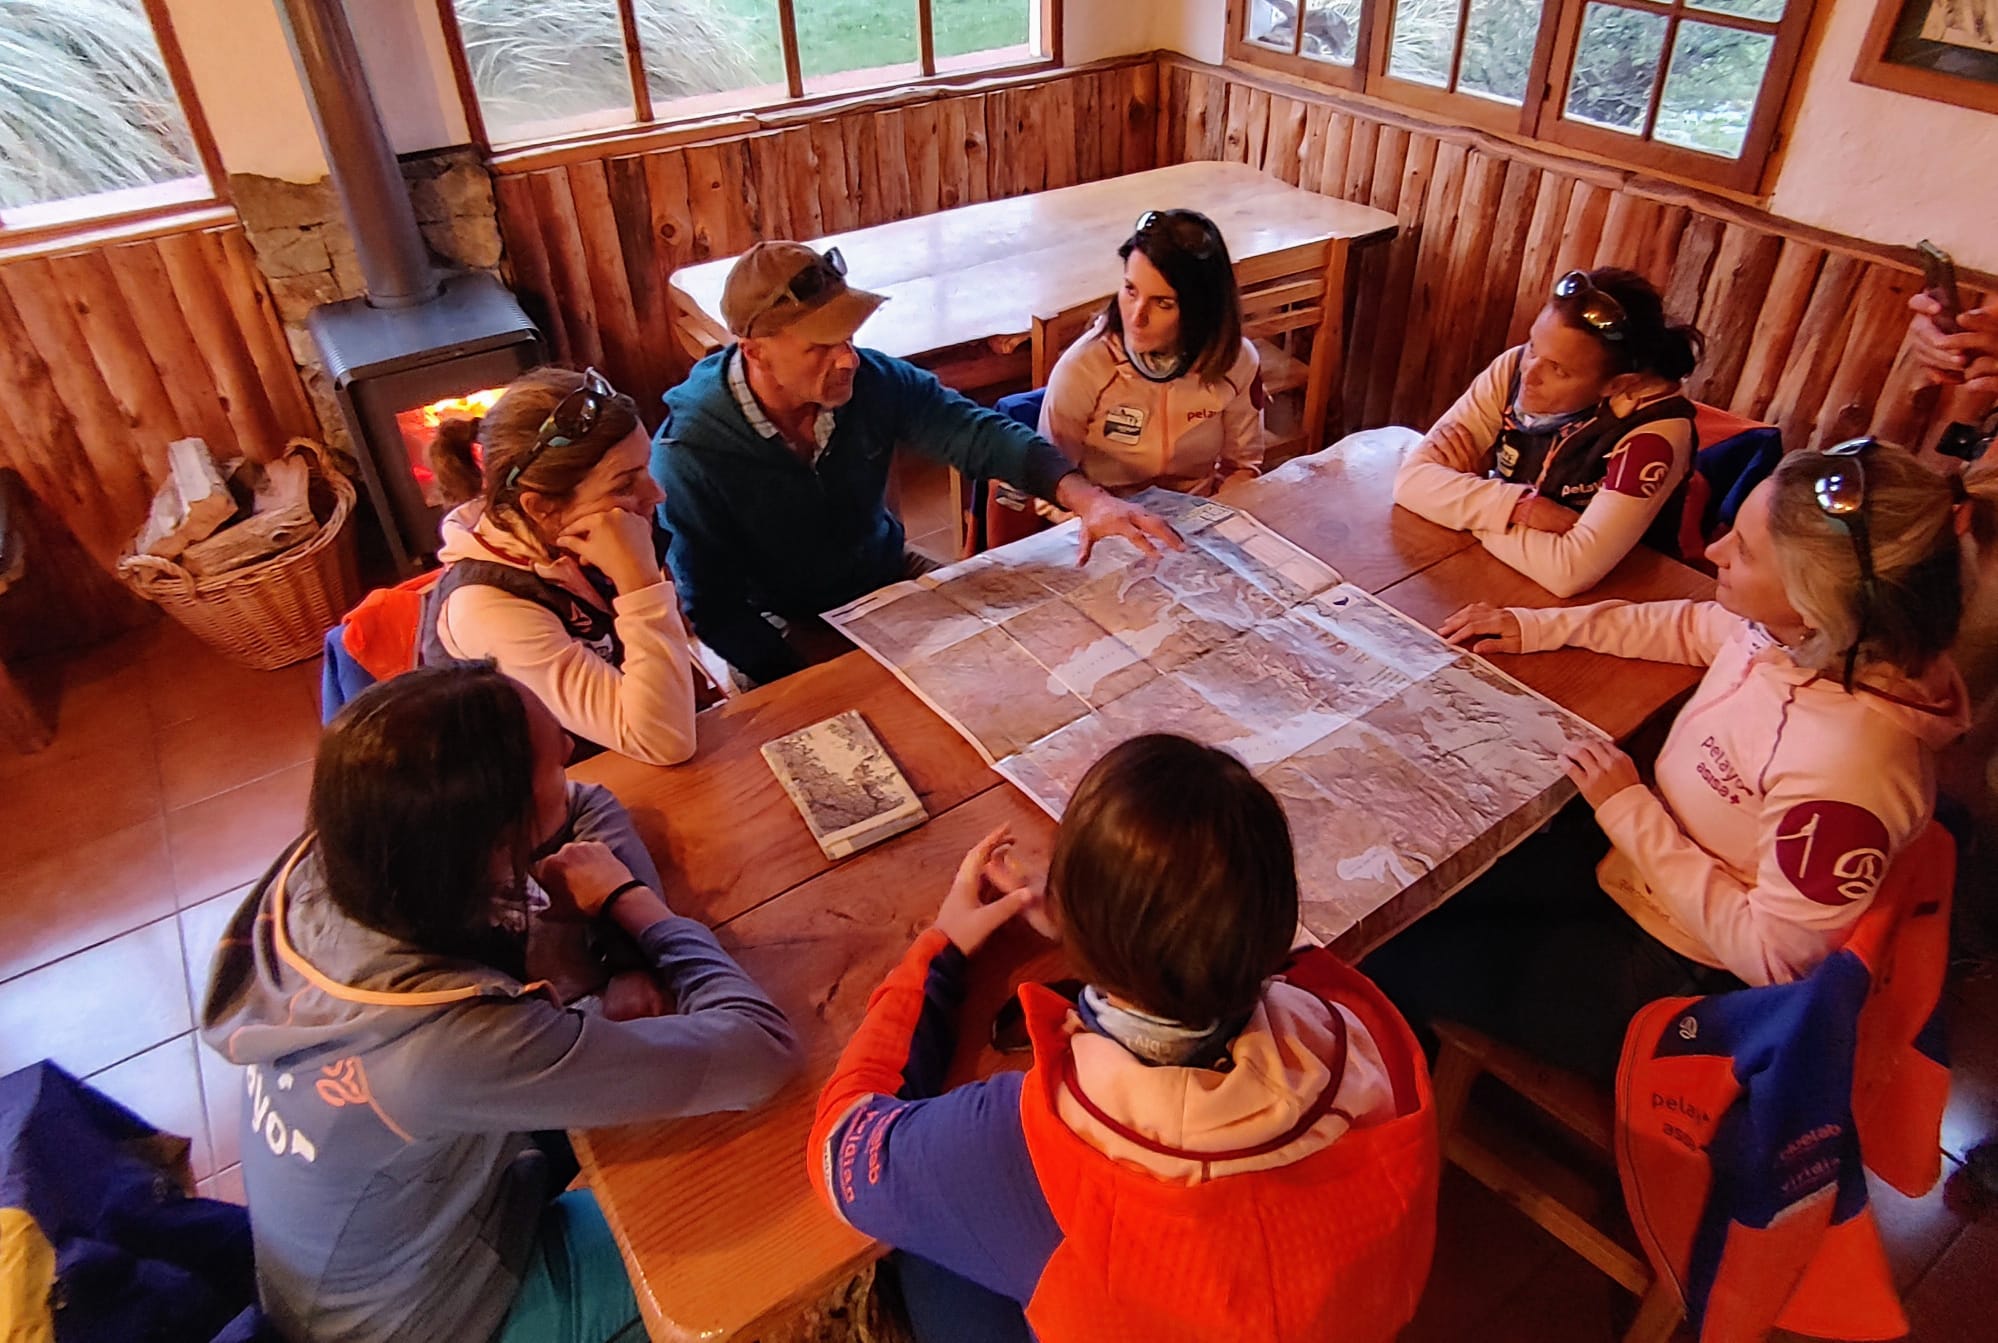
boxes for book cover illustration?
[760,710,927,859]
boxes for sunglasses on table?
[504,367,616,492]
[1134,210,1219,260]
[1812,437,1879,693]
[1552,270,1629,342]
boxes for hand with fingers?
[933,826,1052,955]
[1908,294,1998,394]
[1438,602,1524,655]
[557,508,661,594]
[1509,493,1579,534]
[1054,474,1186,565]
[1562,737,1642,808]
[1426,418,1490,474]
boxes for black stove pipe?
[273,0,440,310]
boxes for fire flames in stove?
[395,387,504,505]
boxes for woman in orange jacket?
[808,734,1438,1343]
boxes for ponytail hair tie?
[1949,472,1969,503]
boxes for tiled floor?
[2,617,321,1206]
[6,600,1995,1338]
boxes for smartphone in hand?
[1918,240,1961,334]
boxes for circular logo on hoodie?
[1774,801,1891,905]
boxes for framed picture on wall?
[1855,0,1998,114]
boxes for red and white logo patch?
[1774,801,1891,906]
[1604,433,1676,499]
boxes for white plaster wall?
[1771,0,1998,275]
[1064,0,1159,62]
[1150,0,1227,64]
[163,0,326,181]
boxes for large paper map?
[825,489,1604,948]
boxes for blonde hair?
[1767,446,1998,677]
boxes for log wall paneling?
[0,223,315,587]
[1159,60,1984,453]
[489,62,1162,411]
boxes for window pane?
[1388,0,1464,87]
[0,0,202,211]
[1303,0,1363,66]
[1246,0,1297,51]
[1653,20,1773,158]
[932,0,1033,61]
[1458,0,1539,104]
[794,0,920,91]
[1687,0,1785,20]
[1564,2,1668,135]
[453,0,634,143]
[642,1,786,111]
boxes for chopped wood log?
[137,437,235,560]
[178,452,316,578]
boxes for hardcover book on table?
[761,710,927,859]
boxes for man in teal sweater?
[651,241,1180,686]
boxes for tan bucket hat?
[720,241,886,342]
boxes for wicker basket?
[118,439,363,670]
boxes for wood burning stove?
[311,275,540,572]
[278,0,544,573]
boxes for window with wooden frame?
[1230,0,1816,192]
[0,0,223,240]
[439,0,1059,152]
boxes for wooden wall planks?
[1156,60,1982,452]
[0,224,318,575]
[489,61,1162,421]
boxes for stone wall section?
[229,148,506,456]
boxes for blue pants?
[895,1252,1034,1343]
[493,1191,645,1343]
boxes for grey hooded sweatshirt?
[198,782,797,1343]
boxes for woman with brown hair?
[425,367,699,765]
[1038,209,1265,496]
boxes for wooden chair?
[1240,265,1333,464]
[1029,298,1104,390]
[1431,1021,1684,1343]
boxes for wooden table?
[669,161,1397,455]
[571,436,1714,1341]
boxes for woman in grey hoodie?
[199,663,798,1343]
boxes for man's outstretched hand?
[1054,473,1185,564]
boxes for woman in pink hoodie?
[1365,442,1992,1082]
[425,368,699,765]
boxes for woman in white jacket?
[1365,441,1992,1082]
[425,367,698,765]
[1038,208,1265,496]
[1389,267,1702,598]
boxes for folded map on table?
[824,488,1606,952]
[761,710,927,860]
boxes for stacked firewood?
[131,439,318,578]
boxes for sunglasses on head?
[1813,437,1879,693]
[785,246,847,305]
[1134,210,1219,260]
[1553,270,1629,342]
[505,367,616,492]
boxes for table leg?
[1302,238,1354,455]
